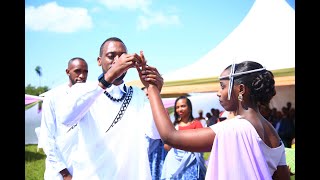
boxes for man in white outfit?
[38,57,88,179]
[55,37,164,179]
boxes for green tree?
[25,84,50,96]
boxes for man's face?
[98,40,127,81]
[67,60,88,85]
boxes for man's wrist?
[59,168,70,177]
[98,73,112,89]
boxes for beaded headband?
[219,62,266,100]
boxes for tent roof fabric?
[162,0,295,82]
[25,94,44,105]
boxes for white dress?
[206,116,287,180]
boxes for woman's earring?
[178,117,181,121]
[238,94,243,102]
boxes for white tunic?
[39,83,79,180]
[56,81,160,180]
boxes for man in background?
[38,57,88,179]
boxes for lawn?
[25,144,46,180]
[25,144,210,180]
[25,145,294,180]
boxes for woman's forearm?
[147,85,176,143]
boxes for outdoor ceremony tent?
[162,0,294,82]
[127,0,295,110]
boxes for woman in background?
[161,96,206,180]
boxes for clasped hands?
[136,51,163,92]
[107,50,163,91]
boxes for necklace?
[105,86,133,133]
[104,85,127,102]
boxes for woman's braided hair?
[231,61,276,106]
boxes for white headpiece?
[219,62,266,100]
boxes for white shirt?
[56,81,160,180]
[39,83,78,180]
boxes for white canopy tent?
[128,0,295,111]
[163,0,295,81]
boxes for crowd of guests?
[193,101,295,148]
[259,102,295,148]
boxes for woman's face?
[175,98,190,119]
[217,69,237,111]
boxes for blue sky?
[25,0,295,89]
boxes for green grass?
[25,144,211,179]
[203,152,210,160]
[25,144,46,180]
[24,146,232,179]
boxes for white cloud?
[25,2,93,33]
[96,0,181,31]
[137,12,181,31]
[98,0,151,11]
